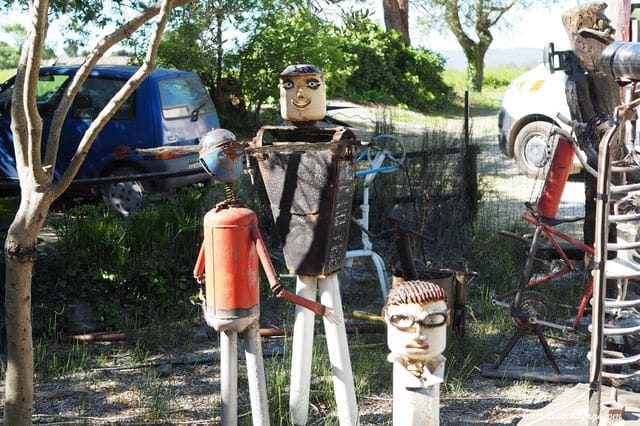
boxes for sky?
[0,0,591,58]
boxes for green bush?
[34,188,210,330]
[228,11,451,115]
[336,17,451,111]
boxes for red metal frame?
[495,135,595,332]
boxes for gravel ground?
[21,323,585,425]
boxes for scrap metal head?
[279,64,326,124]
[199,128,244,184]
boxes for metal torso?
[254,125,357,276]
[203,206,260,331]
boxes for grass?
[443,65,533,112]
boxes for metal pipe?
[243,322,269,426]
[289,276,316,425]
[319,274,359,425]
[220,330,238,426]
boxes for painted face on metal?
[385,300,448,360]
[279,73,326,122]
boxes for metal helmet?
[199,128,244,184]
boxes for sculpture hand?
[322,308,339,324]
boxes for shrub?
[33,188,209,330]
[336,17,451,111]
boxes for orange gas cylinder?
[203,207,260,319]
[537,136,575,219]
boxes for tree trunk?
[562,3,619,247]
[607,0,631,42]
[215,10,223,90]
[383,0,410,44]
[4,193,51,425]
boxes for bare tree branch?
[52,0,178,196]
[43,0,191,178]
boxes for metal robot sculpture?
[252,64,359,424]
[193,128,336,426]
[382,280,449,426]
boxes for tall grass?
[443,65,534,112]
[34,186,215,331]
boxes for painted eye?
[306,79,321,90]
[389,314,415,330]
[282,80,294,90]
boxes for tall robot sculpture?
[252,64,359,424]
[193,128,335,426]
[382,280,449,426]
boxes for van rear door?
[156,75,220,148]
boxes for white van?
[498,44,579,178]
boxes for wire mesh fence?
[328,104,587,271]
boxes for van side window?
[72,77,136,120]
[159,77,214,119]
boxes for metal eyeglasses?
[387,309,450,331]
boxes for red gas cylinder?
[203,207,260,320]
[536,136,575,219]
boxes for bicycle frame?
[495,135,594,333]
[496,213,594,331]
[347,137,404,300]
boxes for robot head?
[199,128,244,184]
[382,281,449,361]
[279,64,326,123]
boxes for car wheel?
[101,165,151,216]
[514,121,554,178]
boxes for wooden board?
[518,383,640,425]
[482,364,588,383]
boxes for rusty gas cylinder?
[536,135,575,219]
[203,207,260,329]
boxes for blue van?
[0,65,220,215]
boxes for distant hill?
[437,47,543,70]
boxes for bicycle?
[345,133,406,300]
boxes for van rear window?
[158,77,214,120]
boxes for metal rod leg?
[220,330,238,426]
[514,226,544,308]
[289,275,317,425]
[243,321,269,426]
[319,274,359,425]
[533,324,561,374]
[370,251,389,299]
[493,325,525,369]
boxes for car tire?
[101,165,152,216]
[514,121,554,179]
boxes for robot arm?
[250,221,338,323]
[193,243,206,284]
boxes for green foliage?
[34,188,210,330]
[229,9,349,111]
[0,41,20,69]
[230,11,450,113]
[336,16,451,111]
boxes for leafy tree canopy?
[228,9,450,113]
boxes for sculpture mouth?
[405,342,430,351]
[291,98,311,109]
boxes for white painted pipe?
[319,274,359,425]
[370,251,390,299]
[392,361,443,426]
[243,321,269,426]
[289,275,317,425]
[220,330,238,426]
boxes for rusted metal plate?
[254,126,358,276]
